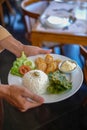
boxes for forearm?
[0,25,11,41]
[0,84,9,99]
[0,36,24,57]
[0,25,24,57]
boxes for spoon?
[63,16,76,30]
[53,8,73,12]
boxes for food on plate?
[47,70,72,94]
[35,57,47,72]
[46,60,59,74]
[10,52,35,77]
[35,54,61,74]
[10,53,61,77]
[59,60,77,73]
[45,54,53,64]
[22,70,49,94]
[35,57,45,64]
[19,65,31,75]
[23,59,35,69]
[10,54,73,95]
[36,62,47,72]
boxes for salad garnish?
[10,52,35,77]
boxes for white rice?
[22,70,49,94]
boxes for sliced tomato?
[19,65,31,75]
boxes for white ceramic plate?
[40,15,70,29]
[45,16,69,28]
[8,54,83,103]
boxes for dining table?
[31,0,87,47]
[0,50,87,130]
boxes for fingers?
[24,93,44,103]
[20,102,43,112]
[40,49,52,54]
[18,96,44,112]
[17,90,44,112]
[22,88,44,103]
[29,94,44,103]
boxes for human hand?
[4,85,44,112]
[0,35,52,57]
[23,45,52,57]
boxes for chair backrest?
[0,0,14,26]
[80,45,87,60]
[21,0,49,41]
[80,45,87,84]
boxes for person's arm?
[0,26,51,112]
[0,35,24,57]
[0,26,52,57]
[0,25,23,57]
[0,25,11,41]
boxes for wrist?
[0,84,10,99]
[0,36,24,57]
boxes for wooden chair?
[21,0,63,53]
[80,45,87,85]
[21,0,49,42]
[0,0,14,27]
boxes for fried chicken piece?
[55,59,62,65]
[46,61,58,74]
[45,54,53,64]
[35,57,45,64]
[35,55,62,73]
[36,62,47,72]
